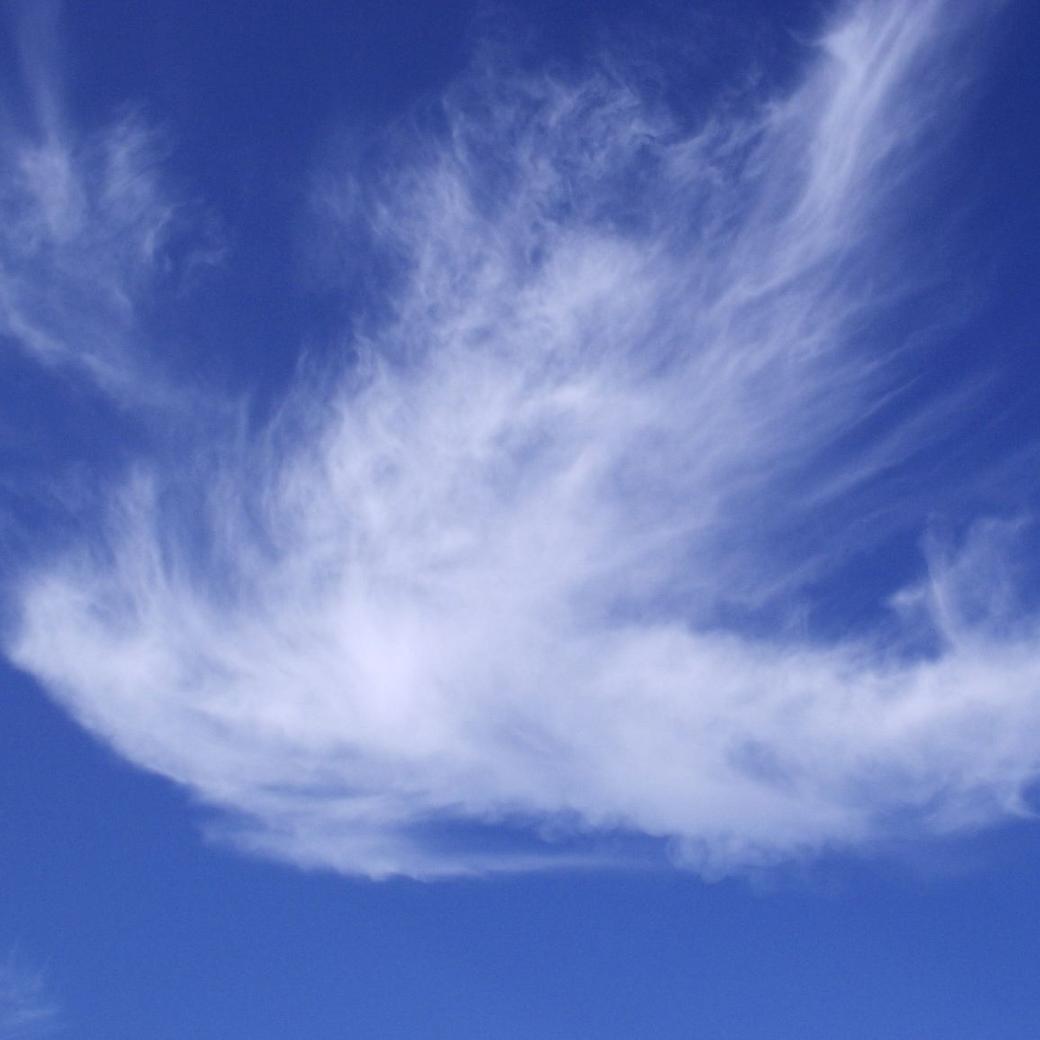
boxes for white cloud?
[0,1,219,400]
[0,955,57,1040]
[9,0,1039,879]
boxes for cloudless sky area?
[2,0,1040,1037]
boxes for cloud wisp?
[0,1,217,402]
[0,955,57,1040]
[8,0,1040,878]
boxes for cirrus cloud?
[8,0,1040,879]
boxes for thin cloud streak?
[0,955,57,1040]
[9,0,1040,878]
[0,1,219,401]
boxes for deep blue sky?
[5,666,1040,1038]
[2,1,1040,1037]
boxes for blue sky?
[2,0,1040,1035]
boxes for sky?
[1,0,1040,1036]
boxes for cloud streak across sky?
[0,0,217,402]
[0,955,56,1040]
[5,0,1040,878]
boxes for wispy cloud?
[0,1,219,400]
[8,0,1038,878]
[0,955,57,1040]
